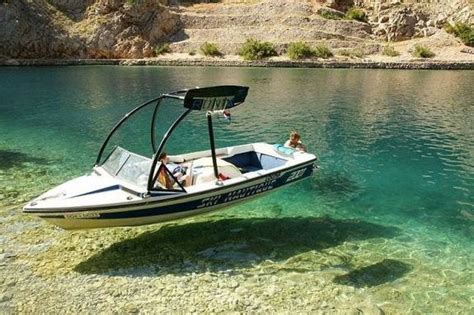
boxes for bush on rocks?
[445,22,474,47]
[412,44,435,58]
[155,43,171,55]
[238,39,277,60]
[382,45,400,57]
[314,44,333,58]
[287,42,314,60]
[339,48,365,58]
[200,42,222,57]
[318,9,342,20]
[345,7,368,23]
[287,42,333,60]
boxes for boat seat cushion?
[190,157,241,185]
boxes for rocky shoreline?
[2,57,474,70]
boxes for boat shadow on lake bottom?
[74,216,407,282]
[333,258,412,288]
[0,149,50,170]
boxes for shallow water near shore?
[0,66,473,312]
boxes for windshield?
[102,146,151,187]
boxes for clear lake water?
[0,66,472,312]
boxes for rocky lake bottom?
[1,192,472,313]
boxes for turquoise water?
[0,66,473,312]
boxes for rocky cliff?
[0,0,472,59]
[0,0,180,58]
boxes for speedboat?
[24,86,318,229]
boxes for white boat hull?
[24,143,317,229]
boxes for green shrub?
[238,39,277,60]
[445,22,474,47]
[345,7,368,23]
[314,44,333,58]
[200,42,222,56]
[155,43,171,55]
[287,42,314,60]
[319,10,341,20]
[339,48,364,58]
[287,42,334,60]
[382,45,400,57]
[412,44,435,58]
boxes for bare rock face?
[0,0,86,58]
[82,0,180,58]
[367,0,472,42]
[0,0,179,59]
[371,6,430,41]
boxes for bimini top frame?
[95,85,250,192]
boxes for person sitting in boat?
[284,131,306,152]
[157,152,189,189]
